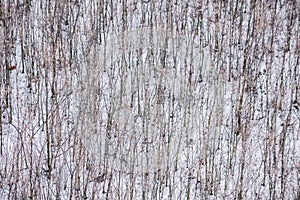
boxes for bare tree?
[0,0,299,199]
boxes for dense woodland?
[0,0,299,199]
